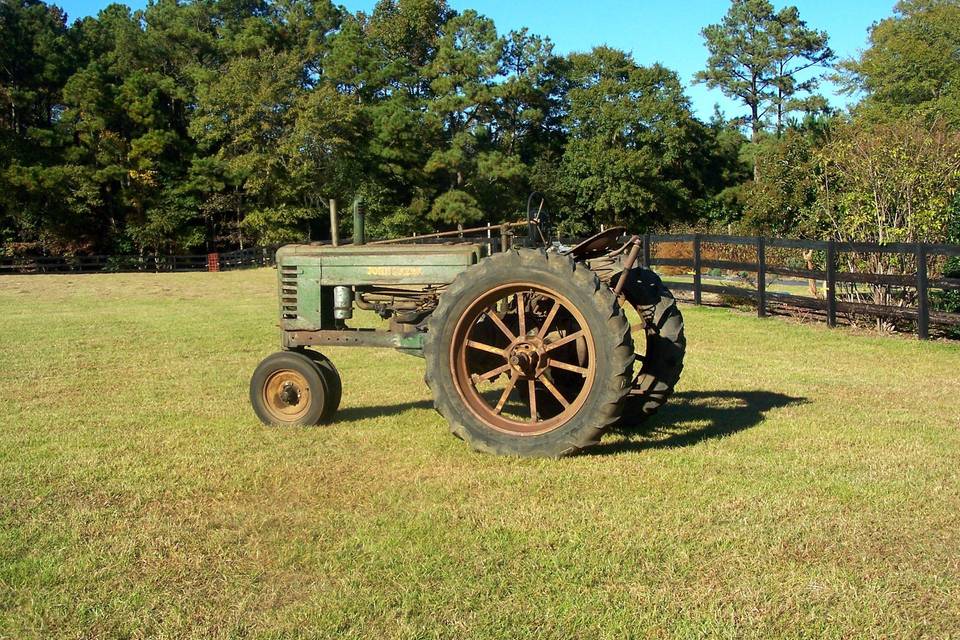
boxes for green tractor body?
[276,242,489,355]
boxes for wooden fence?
[0,246,277,275]
[4,233,959,338]
[644,233,960,339]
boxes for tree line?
[1,0,958,256]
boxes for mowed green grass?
[1,269,958,639]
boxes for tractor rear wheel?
[425,249,634,457]
[250,351,334,426]
[616,267,686,425]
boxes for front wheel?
[250,351,334,426]
[425,249,635,457]
[298,349,343,421]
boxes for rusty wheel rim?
[450,283,596,436]
[262,369,312,422]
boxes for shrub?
[931,202,960,338]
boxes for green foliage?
[1,0,759,253]
[692,110,753,225]
[558,48,720,229]
[695,0,833,140]
[0,0,76,249]
[810,117,960,244]
[741,129,817,234]
[931,196,960,336]
[839,0,960,127]
[7,0,956,256]
[428,189,483,224]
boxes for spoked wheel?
[451,284,595,435]
[426,249,634,457]
[250,350,339,426]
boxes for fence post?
[916,244,929,340]
[693,233,702,306]
[642,233,651,269]
[826,240,837,328]
[757,236,766,318]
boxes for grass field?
[1,268,958,639]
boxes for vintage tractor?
[250,207,685,457]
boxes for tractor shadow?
[592,390,807,455]
[336,399,434,422]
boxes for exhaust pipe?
[353,197,365,246]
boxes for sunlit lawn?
[1,268,958,638]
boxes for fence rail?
[0,246,278,275]
[641,233,960,339]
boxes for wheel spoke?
[516,291,526,337]
[547,359,589,376]
[544,329,585,352]
[471,363,512,384]
[537,300,561,339]
[466,339,506,357]
[539,376,570,408]
[494,372,519,414]
[528,379,538,422]
[484,310,516,341]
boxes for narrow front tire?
[250,351,331,426]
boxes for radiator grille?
[280,265,298,319]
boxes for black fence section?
[642,233,960,339]
[0,246,278,275]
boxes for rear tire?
[425,249,634,457]
[617,267,686,425]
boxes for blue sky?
[55,0,895,119]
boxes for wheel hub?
[507,339,548,379]
[262,369,312,421]
[279,381,302,406]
